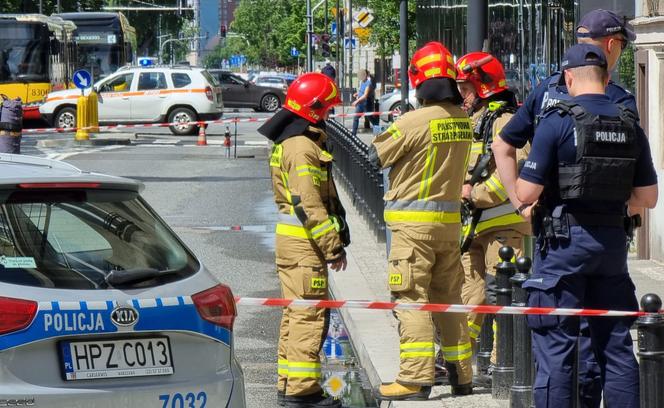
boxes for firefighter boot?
[434,350,449,385]
[378,383,432,401]
[283,391,341,408]
[445,362,474,396]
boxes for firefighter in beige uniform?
[258,73,350,408]
[455,53,530,367]
[370,42,474,400]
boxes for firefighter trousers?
[388,230,473,386]
[461,230,524,362]
[276,256,330,396]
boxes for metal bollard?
[474,315,494,388]
[87,91,99,133]
[75,94,90,141]
[510,256,533,408]
[637,293,664,408]
[492,246,515,400]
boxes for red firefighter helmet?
[283,73,341,123]
[455,52,508,99]
[408,42,457,88]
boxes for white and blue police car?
[0,154,245,407]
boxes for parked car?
[254,75,296,92]
[378,88,418,123]
[40,66,223,136]
[0,153,246,407]
[208,70,284,112]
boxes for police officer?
[258,73,350,408]
[515,44,658,408]
[455,52,530,368]
[493,9,638,406]
[369,42,474,400]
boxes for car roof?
[0,154,141,192]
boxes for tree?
[366,0,416,58]
[204,37,247,69]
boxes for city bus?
[56,12,137,80]
[0,14,77,120]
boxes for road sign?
[73,69,92,90]
[331,22,337,35]
[353,7,374,28]
[344,38,357,49]
[291,47,300,57]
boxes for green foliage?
[619,43,635,93]
[204,37,247,69]
[0,0,104,13]
[367,0,416,58]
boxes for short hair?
[577,27,624,45]
[567,65,609,83]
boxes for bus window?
[0,24,49,83]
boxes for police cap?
[576,9,636,42]
[561,44,608,71]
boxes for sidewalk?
[329,184,664,408]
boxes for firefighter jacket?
[465,104,531,237]
[370,102,472,241]
[270,127,345,265]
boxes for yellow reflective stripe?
[401,351,436,358]
[442,342,472,361]
[384,210,461,224]
[276,223,312,239]
[476,213,525,235]
[484,175,507,201]
[418,145,438,200]
[296,164,323,176]
[416,53,442,67]
[400,342,435,350]
[468,321,481,340]
[281,171,292,204]
[278,359,289,375]
[470,141,484,154]
[270,144,283,167]
[287,361,322,378]
[386,123,402,140]
[493,320,497,333]
[400,342,435,358]
[311,219,336,239]
[321,150,333,160]
[321,170,328,181]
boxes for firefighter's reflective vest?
[464,102,531,237]
[270,130,345,264]
[371,101,472,239]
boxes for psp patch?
[429,118,473,144]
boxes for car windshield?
[0,190,199,289]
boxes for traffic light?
[221,25,227,38]
[320,33,331,58]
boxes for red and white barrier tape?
[234,296,662,317]
[22,110,398,135]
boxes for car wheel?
[168,107,198,136]
[388,102,413,122]
[261,94,281,113]
[54,107,77,129]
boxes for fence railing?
[325,119,386,242]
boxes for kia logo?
[111,306,139,327]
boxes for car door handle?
[122,96,130,100]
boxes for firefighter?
[455,52,530,371]
[258,72,350,408]
[369,41,474,400]
[516,43,657,408]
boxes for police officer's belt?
[566,213,624,228]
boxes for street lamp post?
[400,0,409,113]
[307,0,313,72]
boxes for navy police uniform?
[521,92,656,407]
[499,12,639,406]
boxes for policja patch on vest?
[429,118,473,144]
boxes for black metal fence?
[325,119,386,242]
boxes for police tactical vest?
[535,73,570,127]
[553,101,639,203]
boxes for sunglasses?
[614,37,628,51]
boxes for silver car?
[378,89,418,123]
[0,154,246,408]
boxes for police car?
[0,154,246,407]
[39,65,223,136]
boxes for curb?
[36,134,135,148]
